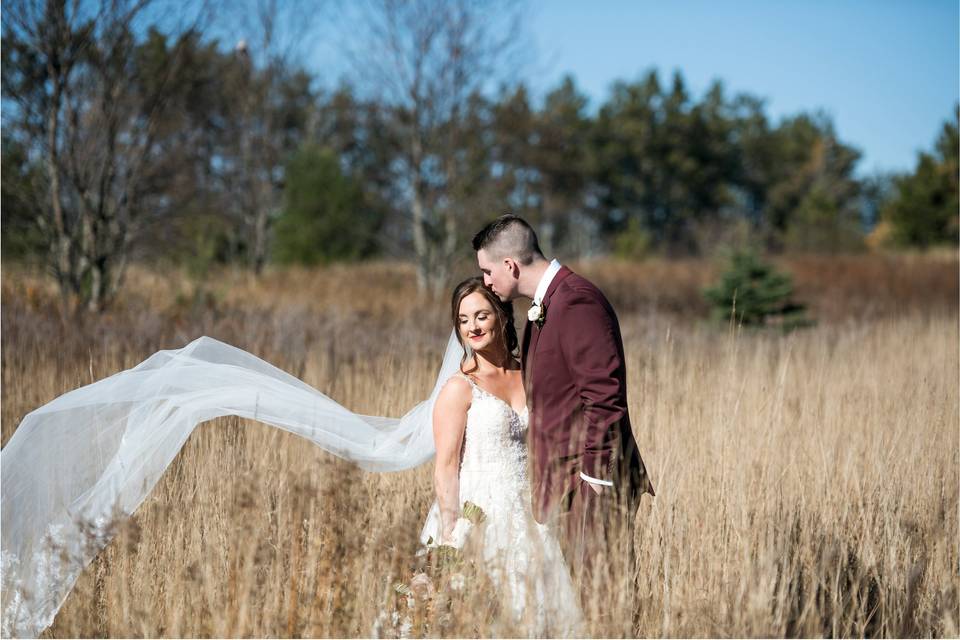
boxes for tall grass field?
[2,253,957,637]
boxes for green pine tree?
[272,145,382,265]
[880,107,959,248]
[704,250,812,330]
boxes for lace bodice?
[457,373,529,481]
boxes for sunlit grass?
[2,255,957,637]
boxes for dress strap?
[451,371,478,388]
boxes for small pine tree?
[704,250,812,330]
[272,145,382,266]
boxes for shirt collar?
[533,259,562,305]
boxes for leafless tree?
[2,0,211,311]
[219,0,321,274]
[348,0,527,295]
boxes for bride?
[0,278,581,637]
[419,277,582,634]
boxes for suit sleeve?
[556,287,627,481]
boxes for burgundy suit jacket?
[522,266,655,523]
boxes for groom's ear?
[503,257,520,278]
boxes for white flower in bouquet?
[447,571,466,592]
[446,517,473,549]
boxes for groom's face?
[477,249,516,302]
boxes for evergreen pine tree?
[704,250,811,330]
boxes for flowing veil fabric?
[1,333,465,637]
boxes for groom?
[473,214,654,588]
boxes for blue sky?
[313,1,957,177]
[525,1,959,176]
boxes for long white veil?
[1,332,465,638]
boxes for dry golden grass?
[1,254,958,637]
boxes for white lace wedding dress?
[419,373,584,636]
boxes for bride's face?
[458,291,498,352]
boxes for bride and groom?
[0,214,653,637]
[418,214,654,631]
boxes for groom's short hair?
[472,214,544,265]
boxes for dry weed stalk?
[0,258,956,637]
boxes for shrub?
[612,218,653,260]
[704,250,812,329]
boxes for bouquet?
[375,502,493,638]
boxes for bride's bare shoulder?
[438,372,472,405]
[433,375,471,428]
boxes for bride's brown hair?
[451,276,518,376]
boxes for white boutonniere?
[528,302,545,327]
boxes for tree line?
[3,0,957,310]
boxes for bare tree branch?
[345,0,528,294]
[2,0,215,311]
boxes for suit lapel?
[527,318,542,388]
[521,319,533,385]
[522,267,573,394]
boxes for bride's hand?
[440,518,472,548]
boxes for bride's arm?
[432,377,471,543]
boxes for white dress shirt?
[530,259,613,489]
[532,258,562,306]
